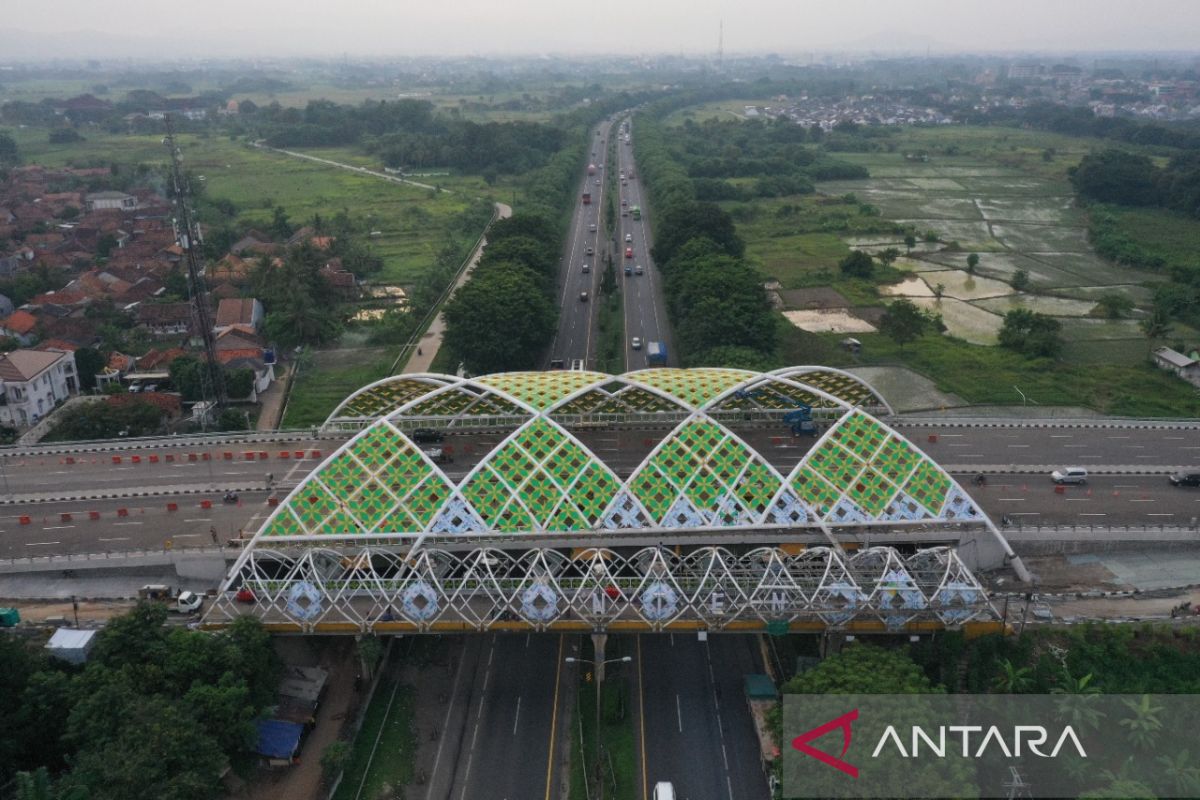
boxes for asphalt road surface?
[639,634,769,800]
[423,633,566,800]
[616,117,675,369]
[962,473,1200,528]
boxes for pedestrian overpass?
[205,367,1020,634]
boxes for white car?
[631,337,642,350]
[653,783,676,800]
[581,263,590,273]
[625,233,633,242]
[634,264,644,275]
[174,591,203,614]
[589,223,596,232]
[1051,467,1088,485]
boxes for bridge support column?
[592,632,608,683]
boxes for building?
[0,309,38,345]
[0,349,79,428]
[214,297,264,334]
[1153,346,1200,387]
[85,191,138,213]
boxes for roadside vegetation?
[0,606,279,800]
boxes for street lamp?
[565,654,631,800]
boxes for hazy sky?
[5,0,1200,58]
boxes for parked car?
[1169,471,1200,487]
[1051,467,1088,485]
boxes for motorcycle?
[223,492,239,504]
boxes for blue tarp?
[255,719,303,760]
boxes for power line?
[163,115,227,419]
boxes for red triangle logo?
[791,709,859,778]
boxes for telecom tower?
[163,116,227,418]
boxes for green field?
[10,127,484,287]
[332,676,416,800]
[1104,205,1200,271]
[281,345,394,428]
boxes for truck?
[631,205,641,220]
[139,584,204,613]
[582,191,591,205]
[646,341,667,365]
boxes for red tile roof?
[1,310,38,335]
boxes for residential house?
[136,302,193,336]
[0,310,39,345]
[0,349,78,428]
[1153,347,1200,388]
[85,191,138,213]
[215,328,274,399]
[214,298,264,334]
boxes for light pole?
[566,653,631,800]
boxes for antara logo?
[791,709,860,778]
[792,710,1087,777]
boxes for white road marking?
[512,695,522,735]
[99,536,130,541]
[42,525,74,530]
[26,540,61,545]
[676,693,683,733]
[174,533,201,538]
[113,521,144,526]
[1007,444,1030,448]
[184,518,211,523]
[998,497,1026,502]
[1148,513,1175,517]
[1079,513,1107,517]
[1008,512,1041,516]
[1129,499,1156,503]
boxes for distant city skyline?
[3,0,1200,60]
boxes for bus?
[631,205,641,220]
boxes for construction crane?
[734,388,818,437]
[163,116,226,419]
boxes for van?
[1050,467,1087,485]
[652,783,676,800]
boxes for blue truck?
[646,341,667,365]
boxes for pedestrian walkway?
[255,363,291,431]
[402,202,512,375]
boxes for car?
[589,223,596,232]
[625,247,633,258]
[625,233,633,242]
[621,198,627,206]
[586,246,594,255]
[653,782,676,800]
[1051,467,1088,485]
[570,358,585,371]
[411,428,444,444]
[594,178,600,185]
[423,446,452,464]
[635,264,644,275]
[579,290,589,302]
[621,179,627,186]
[1169,471,1200,487]
[631,337,642,350]
[549,359,565,369]
[624,265,632,276]
[621,209,628,217]
[174,591,203,614]
[582,263,590,273]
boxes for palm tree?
[1051,669,1100,695]
[1156,750,1200,796]
[1118,694,1164,750]
[991,658,1033,693]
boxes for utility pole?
[163,116,226,421]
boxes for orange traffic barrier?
[928,434,939,443]
[116,508,129,517]
[224,452,234,460]
[149,454,159,463]
[294,451,305,459]
[278,451,290,459]
[166,502,179,512]
[65,456,75,465]
[1054,485,1066,494]
[88,511,100,520]
[188,453,197,462]
[259,451,268,460]
[166,453,175,462]
[268,497,280,507]
[200,499,212,509]
[60,513,72,522]
[310,450,322,459]
[111,455,122,464]
[202,452,211,461]
[244,452,256,461]
[19,515,30,525]
[131,455,141,464]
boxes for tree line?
[0,606,279,800]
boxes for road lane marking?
[1107,435,1130,439]
[998,498,1026,502]
[427,640,471,800]
[543,634,565,800]
[676,693,683,732]
[113,522,143,526]
[1007,444,1030,448]
[1066,498,1091,501]
[1009,512,1041,516]
[1064,444,1088,448]
[1129,499,1156,503]
[99,536,130,541]
[26,541,61,545]
[174,533,200,538]
[41,526,74,530]
[184,518,211,523]
[637,635,647,800]
[1079,513,1107,517]
[1148,513,1175,517]
[1050,435,1073,438]
[512,695,522,735]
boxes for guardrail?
[0,428,343,459]
[0,544,236,574]
[891,416,1200,430]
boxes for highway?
[639,634,768,800]
[546,118,615,368]
[616,117,676,368]
[423,634,566,800]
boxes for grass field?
[332,676,416,800]
[281,345,395,428]
[1104,205,1200,272]
[10,127,483,287]
[569,640,638,800]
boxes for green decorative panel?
[631,464,678,523]
[406,475,451,526]
[341,378,443,418]
[291,479,346,532]
[604,387,686,413]
[631,368,755,408]
[903,459,953,515]
[872,435,921,484]
[832,412,886,460]
[461,469,508,524]
[320,451,370,500]
[546,502,588,532]
[476,371,606,410]
[846,467,896,518]
[497,500,533,533]
[651,439,701,487]
[546,439,589,486]
[781,369,884,407]
[378,504,422,534]
[261,507,305,537]
[376,450,428,502]
[735,461,782,513]
[684,466,726,514]
[793,466,841,515]
[573,465,620,524]
[808,439,862,490]
[349,481,399,529]
[554,389,610,415]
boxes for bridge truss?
[206,544,996,633]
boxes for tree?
[933,282,945,300]
[966,253,980,273]
[838,250,874,279]
[320,742,351,784]
[1070,149,1160,206]
[1095,292,1135,319]
[1011,268,1031,292]
[216,408,248,431]
[877,247,901,267]
[783,643,938,694]
[72,348,105,391]
[0,132,17,166]
[442,264,557,374]
[998,308,1063,358]
[904,233,917,253]
[1140,305,1173,349]
[478,235,555,278]
[992,658,1033,693]
[168,357,204,401]
[878,299,932,349]
[269,206,293,240]
[224,368,254,399]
